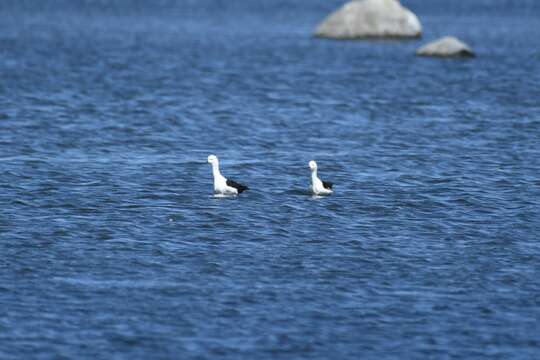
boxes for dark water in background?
[1,0,540,358]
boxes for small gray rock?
[416,36,475,58]
[314,0,422,40]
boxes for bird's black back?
[226,179,249,194]
[322,180,333,190]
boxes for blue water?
[1,0,540,358]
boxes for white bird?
[309,160,333,195]
[207,155,249,196]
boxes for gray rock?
[314,0,422,40]
[416,36,475,58]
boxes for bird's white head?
[207,154,218,165]
[309,160,317,171]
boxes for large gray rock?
[416,36,475,58]
[314,0,422,40]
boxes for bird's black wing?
[226,179,249,194]
[322,180,333,190]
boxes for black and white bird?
[207,155,249,196]
[309,160,333,195]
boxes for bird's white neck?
[311,169,318,182]
[212,162,222,180]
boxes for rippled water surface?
[1,0,540,358]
